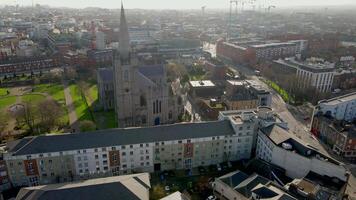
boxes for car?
[165,186,170,191]
[198,166,206,174]
[217,164,222,171]
[207,195,217,200]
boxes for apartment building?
[3,119,254,187]
[256,125,347,182]
[313,92,356,122]
[216,39,299,64]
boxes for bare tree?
[14,102,38,134]
[37,99,63,133]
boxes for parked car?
[217,164,222,171]
[207,195,217,200]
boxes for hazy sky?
[1,0,356,9]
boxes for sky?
[1,0,356,9]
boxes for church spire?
[119,2,130,60]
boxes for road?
[63,80,80,133]
[232,64,330,155]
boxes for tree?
[0,112,8,133]
[37,99,63,133]
[150,185,166,200]
[80,120,96,132]
[14,102,38,134]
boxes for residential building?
[0,57,59,77]
[256,124,347,182]
[3,119,254,187]
[15,173,150,200]
[95,31,106,50]
[313,92,356,122]
[212,170,296,200]
[311,112,356,163]
[189,80,218,98]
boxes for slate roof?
[138,65,164,77]
[15,173,150,200]
[260,125,291,145]
[9,120,234,156]
[98,68,114,82]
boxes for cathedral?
[98,4,184,128]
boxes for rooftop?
[15,173,150,200]
[274,57,335,73]
[260,125,341,166]
[7,120,234,156]
[189,80,215,88]
[318,92,356,106]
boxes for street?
[232,64,330,155]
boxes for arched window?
[140,95,147,107]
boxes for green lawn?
[33,84,65,103]
[93,111,116,129]
[0,88,9,96]
[0,96,17,110]
[21,94,46,103]
[86,84,98,106]
[69,84,92,121]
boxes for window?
[94,148,98,152]
[102,154,107,159]
[124,70,129,82]
[102,147,106,152]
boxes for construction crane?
[266,5,275,13]
[201,6,206,16]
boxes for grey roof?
[235,174,270,198]
[16,173,150,200]
[260,125,291,145]
[98,68,113,82]
[9,120,234,156]
[138,65,164,77]
[220,171,249,188]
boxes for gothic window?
[169,111,173,119]
[177,96,182,105]
[142,115,147,124]
[159,101,162,113]
[153,102,156,114]
[124,70,129,82]
[140,95,147,107]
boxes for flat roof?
[319,92,356,106]
[189,80,215,87]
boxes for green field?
[0,96,17,110]
[70,84,92,121]
[21,94,46,103]
[0,88,9,96]
[33,84,65,104]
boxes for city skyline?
[1,0,356,9]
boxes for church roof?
[138,65,164,77]
[98,68,113,82]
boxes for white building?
[256,124,347,182]
[314,92,356,122]
[274,57,335,93]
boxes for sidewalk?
[63,81,80,133]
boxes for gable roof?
[16,173,150,200]
[9,120,234,156]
